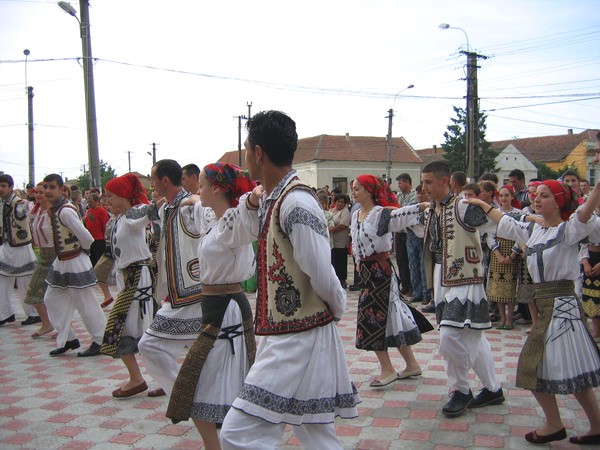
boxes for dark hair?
[396,173,412,184]
[508,169,525,180]
[245,110,298,167]
[153,159,182,186]
[479,172,499,184]
[331,187,342,195]
[478,180,497,194]
[43,173,64,187]
[422,161,451,178]
[90,193,100,202]
[463,183,481,196]
[561,169,580,181]
[451,171,467,188]
[415,184,423,193]
[333,193,348,204]
[581,179,589,184]
[182,164,200,177]
[0,174,14,187]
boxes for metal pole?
[27,86,35,186]
[79,0,100,189]
[247,102,252,120]
[385,108,393,183]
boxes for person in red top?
[83,193,110,267]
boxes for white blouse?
[497,211,596,283]
[30,208,53,248]
[111,205,152,270]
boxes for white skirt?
[189,300,249,422]
[145,299,202,341]
[231,322,360,425]
[386,273,422,345]
[0,243,36,276]
[537,295,600,394]
[433,263,491,329]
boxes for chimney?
[433,144,437,153]
[567,129,573,134]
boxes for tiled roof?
[489,129,599,162]
[217,150,248,169]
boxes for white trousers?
[0,274,36,320]
[138,333,194,395]
[438,326,499,394]
[44,286,106,348]
[220,408,342,450]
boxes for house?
[493,144,537,185]
[219,134,423,194]
[490,129,599,182]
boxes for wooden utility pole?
[27,86,35,186]
[127,151,132,173]
[385,109,394,183]
[463,50,487,180]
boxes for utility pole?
[462,50,487,180]
[234,115,248,166]
[127,151,132,173]
[148,143,158,165]
[385,109,394,183]
[247,101,252,120]
[27,86,35,186]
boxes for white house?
[493,144,537,184]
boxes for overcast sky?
[1,0,599,187]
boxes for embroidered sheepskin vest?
[51,200,82,261]
[424,195,484,288]
[255,179,334,335]
[1,194,32,247]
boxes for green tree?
[441,106,497,178]
[533,162,578,180]
[75,160,117,189]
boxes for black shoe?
[348,284,362,292]
[21,316,42,325]
[0,314,16,326]
[442,390,473,417]
[470,388,505,408]
[77,342,101,357]
[422,304,436,313]
[49,339,81,356]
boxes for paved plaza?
[0,286,598,449]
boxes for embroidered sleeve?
[127,203,159,221]
[283,206,328,239]
[213,193,258,247]
[497,214,534,244]
[60,207,94,249]
[464,204,488,227]
[388,204,420,234]
[376,208,392,236]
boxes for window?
[332,177,348,194]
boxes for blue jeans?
[406,230,430,301]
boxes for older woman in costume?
[166,163,256,450]
[101,173,155,398]
[466,180,600,445]
[351,175,432,387]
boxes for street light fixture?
[58,1,101,189]
[386,84,414,183]
[438,23,470,51]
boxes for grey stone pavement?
[0,285,599,449]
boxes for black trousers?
[90,240,106,267]
[331,247,348,284]
[394,232,412,295]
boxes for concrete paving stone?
[74,426,122,444]
[135,434,194,449]
[468,421,510,437]
[15,407,56,422]
[505,413,546,427]
[372,406,411,419]
[429,429,474,447]
[356,424,401,441]
[18,434,70,449]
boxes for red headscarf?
[540,180,578,221]
[356,175,399,207]
[203,163,256,207]
[499,184,522,209]
[105,173,149,206]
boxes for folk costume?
[350,175,429,352]
[581,238,600,320]
[23,202,56,306]
[219,170,359,450]
[43,198,106,349]
[497,181,600,394]
[138,188,210,396]
[0,192,37,322]
[167,163,256,425]
[423,192,501,396]
[101,175,155,359]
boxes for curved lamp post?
[58,1,101,189]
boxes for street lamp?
[386,84,414,183]
[438,23,470,51]
[58,1,101,189]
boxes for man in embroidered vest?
[421,161,504,418]
[42,174,107,357]
[219,110,359,450]
[0,174,39,326]
[138,159,205,398]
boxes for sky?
[1,0,599,188]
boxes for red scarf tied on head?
[203,163,257,207]
[356,174,399,207]
[540,179,578,221]
[105,173,149,206]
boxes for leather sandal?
[112,381,148,398]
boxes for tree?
[441,106,497,178]
[533,162,560,180]
[74,160,117,189]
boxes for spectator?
[450,171,467,196]
[395,173,415,296]
[330,194,351,288]
[83,193,110,267]
[181,163,200,194]
[508,169,530,207]
[462,183,481,199]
